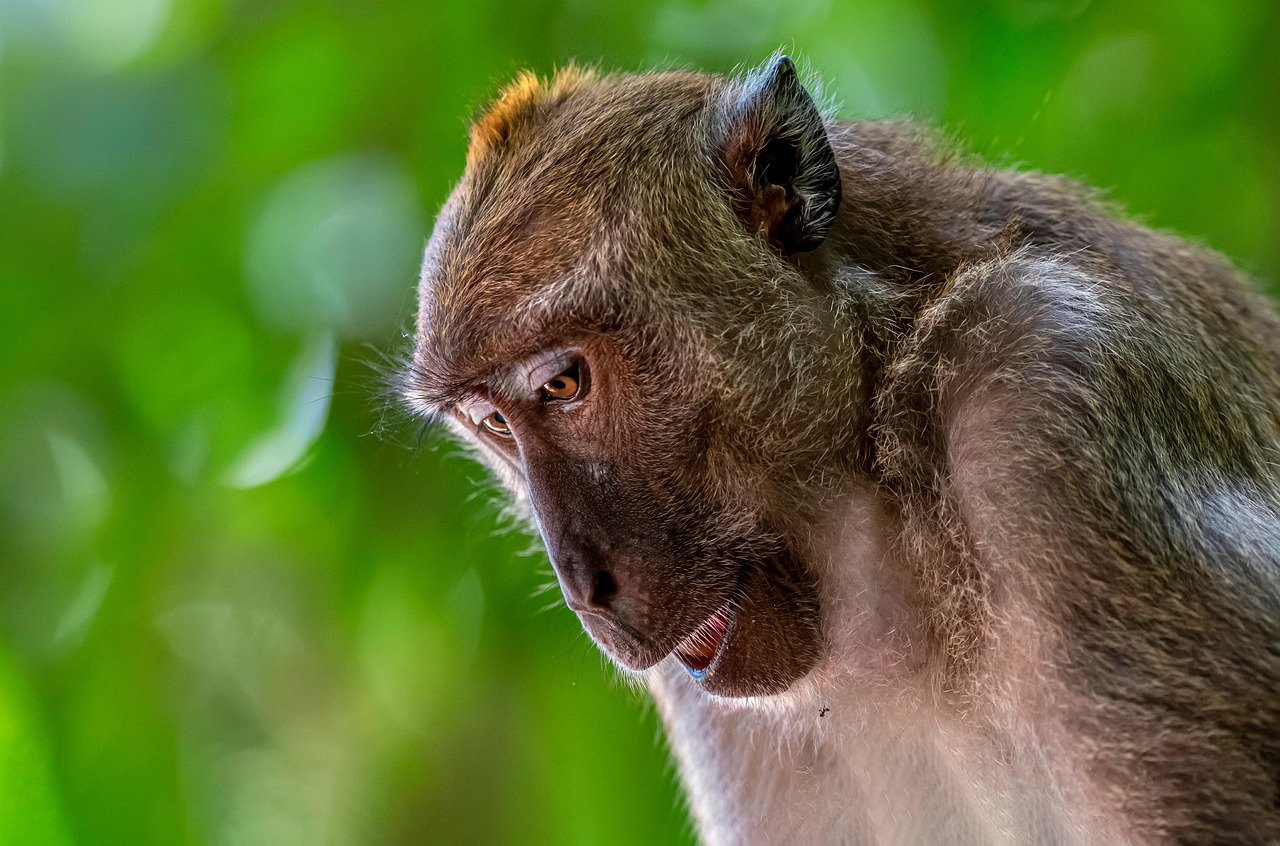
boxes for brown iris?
[540,360,582,401]
[482,409,511,435]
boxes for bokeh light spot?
[1056,33,1156,130]
[52,561,113,651]
[46,431,110,529]
[222,334,336,490]
[156,601,308,716]
[53,0,170,70]
[4,0,170,71]
[0,383,111,555]
[245,153,422,339]
[445,568,485,667]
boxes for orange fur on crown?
[466,65,597,168]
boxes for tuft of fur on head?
[466,64,599,168]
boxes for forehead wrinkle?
[425,176,629,347]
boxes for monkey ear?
[717,55,842,254]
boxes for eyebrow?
[398,357,481,416]
[404,268,605,414]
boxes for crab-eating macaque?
[400,55,1280,844]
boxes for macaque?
[400,55,1280,844]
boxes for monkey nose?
[560,566,618,614]
[590,569,618,606]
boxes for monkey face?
[405,60,855,697]
[433,333,824,697]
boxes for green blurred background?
[0,0,1276,843]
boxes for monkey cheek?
[702,608,822,697]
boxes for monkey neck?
[818,122,992,288]
[648,487,1101,845]
[799,120,1118,485]
[816,119,1111,299]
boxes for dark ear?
[717,55,842,254]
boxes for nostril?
[590,569,617,607]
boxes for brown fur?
[402,56,1280,844]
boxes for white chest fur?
[646,489,1098,845]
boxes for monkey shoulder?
[875,245,1280,610]
[879,246,1280,483]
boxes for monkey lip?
[673,604,734,680]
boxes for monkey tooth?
[675,605,732,679]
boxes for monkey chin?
[689,559,824,698]
[651,550,825,699]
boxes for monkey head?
[405,57,864,697]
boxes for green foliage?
[0,1,1275,843]
[0,647,73,846]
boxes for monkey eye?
[539,359,586,402]
[482,409,512,436]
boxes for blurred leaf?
[223,333,336,489]
[0,648,73,846]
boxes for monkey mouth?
[673,604,734,679]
